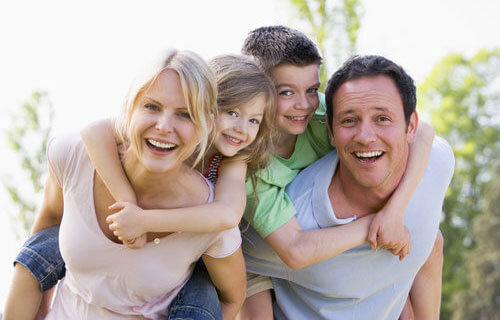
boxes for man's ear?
[406,111,418,143]
[326,116,336,147]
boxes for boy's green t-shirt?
[244,94,334,238]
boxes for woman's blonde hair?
[209,54,276,219]
[116,49,217,167]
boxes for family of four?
[4,25,454,320]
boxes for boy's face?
[271,63,320,136]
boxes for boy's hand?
[368,210,411,260]
[107,201,146,244]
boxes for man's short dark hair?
[325,55,416,127]
[242,25,322,73]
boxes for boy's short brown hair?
[242,25,322,73]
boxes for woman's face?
[128,69,200,172]
[214,94,266,157]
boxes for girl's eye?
[279,90,293,96]
[249,118,260,125]
[227,110,238,117]
[145,103,160,111]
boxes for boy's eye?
[279,90,293,96]
[144,103,160,111]
[227,110,238,117]
[307,87,319,94]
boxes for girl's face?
[214,94,266,157]
[128,69,200,172]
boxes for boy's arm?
[265,215,377,270]
[107,160,247,240]
[203,248,246,319]
[4,167,63,320]
[367,121,435,253]
[80,118,137,203]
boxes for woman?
[4,50,246,319]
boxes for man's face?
[329,75,418,191]
[271,63,320,136]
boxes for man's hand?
[368,210,411,260]
[107,201,147,247]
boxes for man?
[242,55,454,319]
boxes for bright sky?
[1,0,499,311]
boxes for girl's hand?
[107,201,146,244]
[123,234,147,249]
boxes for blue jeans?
[15,226,221,319]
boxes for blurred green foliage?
[418,48,500,319]
[2,91,54,239]
[286,0,362,90]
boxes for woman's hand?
[107,201,147,246]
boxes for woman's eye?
[227,110,238,117]
[144,103,160,111]
[342,118,356,125]
[178,112,191,119]
[279,90,293,96]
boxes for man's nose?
[355,121,377,144]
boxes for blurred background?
[1,0,499,318]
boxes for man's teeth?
[286,115,307,121]
[148,139,176,149]
[355,151,383,158]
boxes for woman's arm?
[4,167,64,320]
[107,160,247,240]
[367,120,435,254]
[203,248,246,319]
[80,118,137,203]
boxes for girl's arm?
[107,159,247,241]
[203,248,246,319]
[4,167,63,320]
[80,118,137,203]
[367,121,435,253]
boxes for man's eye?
[279,90,293,96]
[378,116,391,122]
[341,118,356,125]
[144,103,160,111]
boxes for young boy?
[238,26,442,319]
